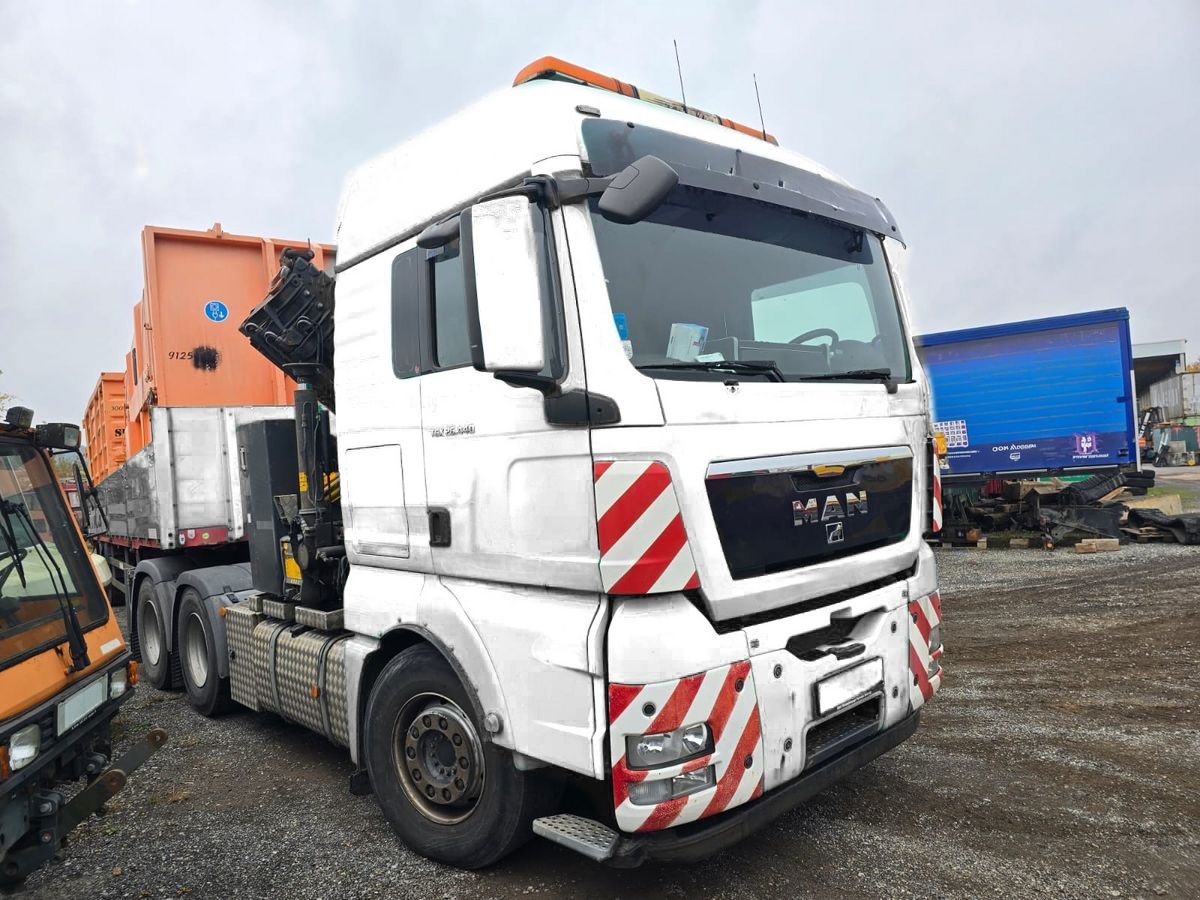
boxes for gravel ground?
[13,544,1200,899]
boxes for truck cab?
[0,408,162,885]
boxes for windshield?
[0,438,107,670]
[588,187,911,382]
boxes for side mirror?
[91,552,114,589]
[597,155,678,225]
[461,196,546,375]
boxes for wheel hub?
[393,696,484,824]
[140,602,162,665]
[184,612,209,688]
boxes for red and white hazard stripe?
[594,460,699,594]
[931,441,944,534]
[909,590,943,710]
[608,661,764,833]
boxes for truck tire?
[178,588,233,717]
[136,578,172,689]
[363,644,559,869]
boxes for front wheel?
[363,644,558,868]
[178,588,232,717]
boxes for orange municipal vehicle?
[0,406,164,885]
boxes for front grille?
[34,709,56,745]
[706,454,913,580]
[805,697,881,768]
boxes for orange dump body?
[82,372,128,482]
[121,225,335,456]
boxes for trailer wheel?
[178,588,233,717]
[136,578,172,689]
[364,644,558,869]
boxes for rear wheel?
[135,578,171,689]
[364,644,559,868]
[178,588,232,717]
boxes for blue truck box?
[916,308,1137,479]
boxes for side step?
[532,814,619,862]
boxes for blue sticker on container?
[204,300,229,322]
[613,312,629,340]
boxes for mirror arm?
[493,371,560,396]
[541,174,612,208]
[67,449,109,534]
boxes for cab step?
[532,814,619,861]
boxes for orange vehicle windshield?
[0,438,108,670]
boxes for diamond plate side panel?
[252,620,288,715]
[226,604,264,711]
[274,630,327,736]
[295,606,345,630]
[326,638,350,748]
[262,599,297,621]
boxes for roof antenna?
[753,72,767,140]
[673,39,688,112]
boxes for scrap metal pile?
[942,471,1200,546]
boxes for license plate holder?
[57,676,107,734]
[815,658,884,717]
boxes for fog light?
[626,722,711,769]
[110,668,128,698]
[627,765,716,805]
[9,723,40,770]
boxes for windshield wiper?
[3,499,90,672]
[795,368,898,394]
[0,499,28,590]
[636,360,786,383]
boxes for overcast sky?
[1,0,1197,422]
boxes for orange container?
[82,372,128,482]
[122,224,335,456]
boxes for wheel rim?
[391,692,485,825]
[183,611,209,689]
[140,599,162,666]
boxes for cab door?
[412,205,599,593]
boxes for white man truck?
[103,57,944,868]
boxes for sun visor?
[581,119,903,244]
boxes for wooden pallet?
[1074,538,1121,554]
[1120,526,1170,544]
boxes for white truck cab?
[128,56,944,869]
[320,57,943,864]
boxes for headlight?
[625,722,711,769]
[110,668,128,698]
[9,723,41,770]
[928,623,942,653]
[628,765,716,805]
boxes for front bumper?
[609,710,920,866]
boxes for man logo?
[826,522,844,544]
[793,490,868,527]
